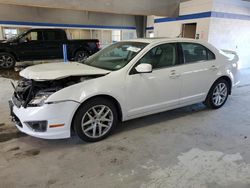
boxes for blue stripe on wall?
[155,12,212,23]
[146,26,154,30]
[0,20,136,30]
[155,11,250,23]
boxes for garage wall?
[0,4,136,29]
[121,30,137,40]
[67,29,91,39]
[208,0,250,69]
[180,0,213,15]
[154,18,210,41]
[152,0,213,40]
[146,16,154,37]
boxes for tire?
[74,50,89,62]
[204,79,229,109]
[0,52,16,69]
[73,97,118,142]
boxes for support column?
[135,16,147,38]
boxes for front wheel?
[204,79,229,109]
[73,97,118,142]
[0,52,16,69]
[74,50,89,62]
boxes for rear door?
[43,30,66,59]
[178,42,218,105]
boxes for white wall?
[180,0,213,15]
[153,0,213,41]
[122,30,136,40]
[154,18,211,41]
[147,16,155,28]
[208,0,250,69]
[213,0,250,15]
[0,4,136,28]
[67,29,91,39]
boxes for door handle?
[210,65,218,71]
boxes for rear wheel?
[0,52,16,69]
[74,50,89,62]
[73,97,118,142]
[204,79,229,109]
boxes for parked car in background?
[0,28,100,69]
[9,38,239,142]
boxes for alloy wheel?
[0,55,15,68]
[81,105,113,138]
[77,52,87,62]
[212,83,228,106]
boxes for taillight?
[96,41,100,49]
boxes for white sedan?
[10,38,239,142]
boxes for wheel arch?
[0,50,18,61]
[207,76,232,98]
[70,94,123,133]
[215,76,232,95]
[73,47,90,58]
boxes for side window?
[43,31,64,41]
[138,43,177,69]
[21,31,43,42]
[181,43,215,63]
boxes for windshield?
[84,42,148,71]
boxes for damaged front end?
[11,76,99,108]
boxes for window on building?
[112,30,121,43]
[3,28,18,39]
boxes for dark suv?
[0,28,100,68]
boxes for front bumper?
[10,100,79,139]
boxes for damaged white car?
[9,38,239,142]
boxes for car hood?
[20,62,111,80]
[0,40,10,45]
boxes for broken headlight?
[28,92,53,107]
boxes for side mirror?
[135,63,152,73]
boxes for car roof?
[125,37,218,52]
[126,37,206,44]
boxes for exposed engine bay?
[12,75,101,108]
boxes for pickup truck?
[0,28,100,69]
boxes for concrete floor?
[0,68,250,188]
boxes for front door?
[126,43,182,117]
[18,30,46,60]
